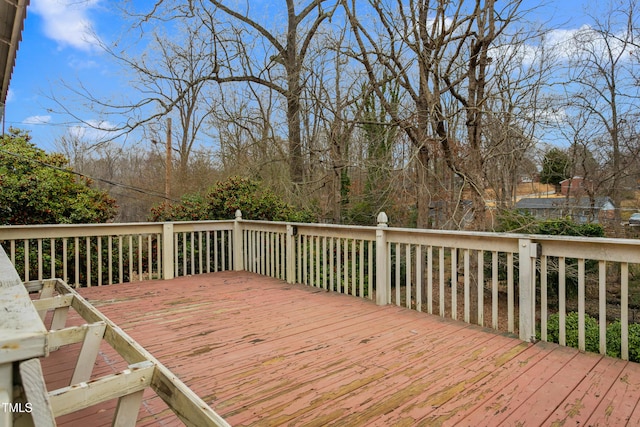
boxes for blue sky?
[4,0,602,152]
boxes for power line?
[0,148,179,203]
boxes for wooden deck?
[40,271,640,426]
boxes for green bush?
[496,210,605,237]
[149,176,315,222]
[542,312,600,353]
[540,312,640,362]
[605,321,640,362]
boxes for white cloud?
[23,115,52,124]
[30,0,102,51]
[68,120,118,142]
[68,57,99,70]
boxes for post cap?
[377,212,388,227]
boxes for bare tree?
[483,26,555,209]
[563,0,640,219]
[343,0,534,229]
[195,0,339,188]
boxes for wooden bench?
[0,246,48,427]
[1,245,229,427]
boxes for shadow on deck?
[42,271,640,426]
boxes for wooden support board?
[49,361,154,417]
[19,359,57,427]
[52,279,230,427]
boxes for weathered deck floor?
[41,271,640,426]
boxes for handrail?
[3,213,640,362]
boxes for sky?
[3,0,604,152]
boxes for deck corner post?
[162,222,174,280]
[375,212,389,306]
[233,210,244,271]
[518,238,538,342]
[286,224,295,284]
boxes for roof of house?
[0,0,29,106]
[515,196,614,210]
[559,176,584,184]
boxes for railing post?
[233,210,244,271]
[286,224,295,284]
[162,223,174,280]
[518,238,538,342]
[375,212,389,306]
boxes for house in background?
[559,176,594,197]
[515,196,615,223]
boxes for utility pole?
[165,117,172,200]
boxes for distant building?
[559,177,593,197]
[515,196,615,223]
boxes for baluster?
[108,236,113,285]
[138,235,143,280]
[37,238,43,280]
[416,245,422,312]
[74,237,80,287]
[451,248,457,320]
[507,252,514,333]
[206,231,211,273]
[129,235,134,283]
[578,258,586,351]
[464,249,470,323]
[359,240,365,298]
[622,262,629,360]
[427,245,433,314]
[50,238,56,279]
[316,236,321,288]
[227,230,232,270]
[23,239,29,282]
[405,244,411,309]
[86,237,92,287]
[559,257,566,346]
[351,239,356,296]
[492,251,498,330]
[198,232,203,275]
[395,243,400,305]
[477,250,484,326]
[439,247,445,317]
[118,236,123,284]
[336,238,342,293]
[368,241,373,299]
[344,238,349,294]
[541,255,548,341]
[598,260,606,354]
[189,232,195,275]
[98,236,103,286]
[222,230,228,271]
[302,234,307,285]
[329,237,334,292]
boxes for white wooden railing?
[2,211,640,362]
[0,220,235,286]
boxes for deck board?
[37,271,640,426]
